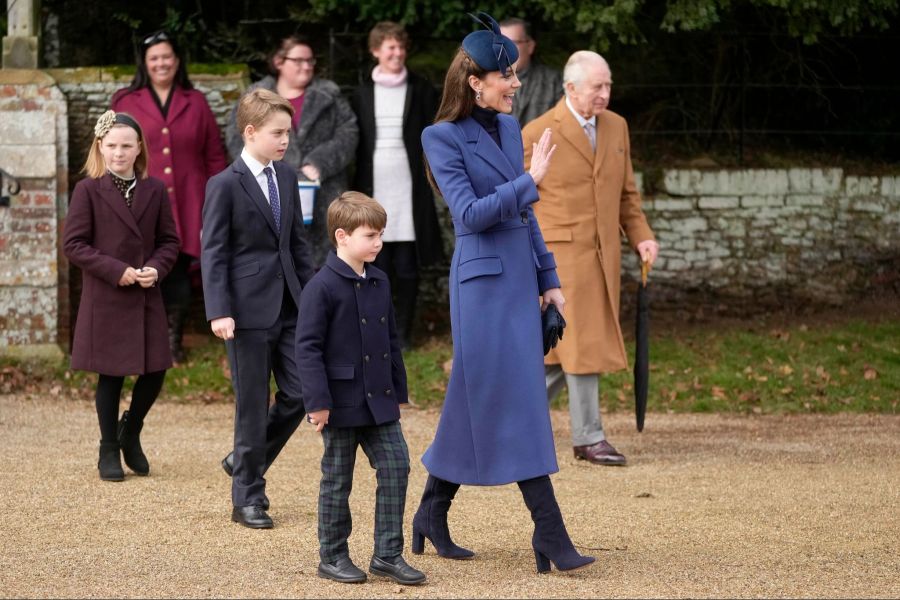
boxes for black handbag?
[542,304,566,356]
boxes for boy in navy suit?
[201,88,316,528]
[295,192,425,585]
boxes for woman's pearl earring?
[475,90,482,102]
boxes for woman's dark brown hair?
[425,47,487,191]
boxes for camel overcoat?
[523,99,654,374]
[420,115,561,486]
[64,175,180,376]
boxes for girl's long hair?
[82,122,150,180]
[425,47,486,192]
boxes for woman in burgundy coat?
[112,30,227,363]
[64,110,180,481]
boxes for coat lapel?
[556,101,595,166]
[130,178,153,224]
[592,112,611,177]
[234,159,279,237]
[165,88,191,124]
[275,164,293,238]
[98,174,142,237]
[459,117,517,182]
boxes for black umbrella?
[634,260,650,432]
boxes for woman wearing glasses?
[225,35,359,266]
[111,30,228,364]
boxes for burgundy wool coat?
[111,86,227,258]
[64,175,180,376]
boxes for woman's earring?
[475,90,482,102]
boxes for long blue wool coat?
[421,114,561,485]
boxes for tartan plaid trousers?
[317,420,410,562]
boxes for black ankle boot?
[411,475,474,559]
[518,476,595,573]
[98,441,124,481]
[118,410,149,475]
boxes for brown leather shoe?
[573,440,627,466]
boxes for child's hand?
[211,317,235,340]
[118,267,139,286]
[135,266,159,288]
[307,409,329,433]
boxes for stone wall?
[0,70,67,356]
[620,169,900,318]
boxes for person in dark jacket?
[295,192,425,586]
[202,89,317,529]
[111,30,228,364]
[351,21,444,348]
[64,110,180,481]
[225,35,358,266]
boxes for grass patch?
[3,317,896,414]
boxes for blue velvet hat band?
[462,11,519,73]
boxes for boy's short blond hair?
[236,88,294,136]
[327,191,388,247]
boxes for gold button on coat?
[164,167,172,174]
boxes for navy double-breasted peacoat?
[295,251,408,428]
[420,115,561,485]
[64,175,180,376]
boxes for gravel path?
[1,394,898,598]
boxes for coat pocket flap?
[542,228,573,243]
[229,260,260,280]
[458,256,502,283]
[326,365,355,380]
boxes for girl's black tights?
[95,371,166,442]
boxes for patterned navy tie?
[263,166,281,232]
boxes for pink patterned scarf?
[371,65,408,88]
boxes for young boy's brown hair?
[236,88,295,137]
[326,191,388,247]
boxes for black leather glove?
[542,304,566,356]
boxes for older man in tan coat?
[523,51,659,466]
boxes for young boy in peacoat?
[201,88,316,528]
[295,191,425,586]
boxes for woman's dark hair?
[425,47,487,191]
[268,35,316,76]
[124,30,194,93]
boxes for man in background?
[500,17,563,126]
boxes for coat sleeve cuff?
[535,251,560,293]
[496,173,538,221]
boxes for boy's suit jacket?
[201,158,316,330]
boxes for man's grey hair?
[563,51,610,93]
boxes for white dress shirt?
[241,148,277,206]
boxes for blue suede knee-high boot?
[411,475,475,559]
[518,476,595,573]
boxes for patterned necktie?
[263,166,281,232]
[584,122,596,151]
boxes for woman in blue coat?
[410,13,595,574]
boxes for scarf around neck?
[371,65,408,88]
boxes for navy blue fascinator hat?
[462,12,519,73]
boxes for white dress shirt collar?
[240,148,274,177]
[565,96,596,129]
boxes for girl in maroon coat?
[64,110,180,481]
[112,30,227,363]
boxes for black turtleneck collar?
[471,104,501,148]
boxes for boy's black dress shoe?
[369,555,426,585]
[231,505,273,529]
[317,556,367,583]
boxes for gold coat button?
[162,147,170,155]
[164,167,172,175]
[167,187,174,194]
[161,127,169,135]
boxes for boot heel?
[534,549,551,573]
[411,528,425,554]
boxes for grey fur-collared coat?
[225,76,359,266]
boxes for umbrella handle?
[641,260,649,287]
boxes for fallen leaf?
[711,386,727,399]
[779,365,794,376]
[863,366,878,380]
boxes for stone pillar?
[0,69,67,359]
[3,0,40,69]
